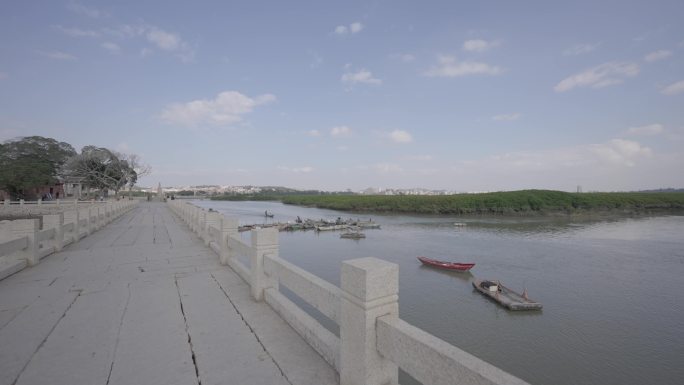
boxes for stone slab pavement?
[0,202,337,385]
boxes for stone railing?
[0,200,138,281]
[167,200,529,385]
[0,198,138,216]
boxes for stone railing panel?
[264,254,341,323]
[376,316,530,385]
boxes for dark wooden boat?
[417,256,475,272]
[472,279,543,311]
[340,231,366,239]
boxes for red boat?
[417,256,475,272]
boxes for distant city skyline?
[1,1,683,192]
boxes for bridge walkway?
[0,202,337,385]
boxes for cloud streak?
[492,113,522,121]
[662,80,684,95]
[389,130,413,143]
[341,69,381,85]
[462,39,500,52]
[35,50,77,61]
[626,124,663,136]
[330,126,352,137]
[554,62,639,92]
[563,43,600,56]
[644,50,672,62]
[334,22,364,35]
[424,55,502,77]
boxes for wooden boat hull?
[417,256,475,272]
[472,279,542,311]
[340,232,365,239]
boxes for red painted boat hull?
[417,256,475,271]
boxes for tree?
[62,146,136,197]
[117,153,151,198]
[0,136,77,199]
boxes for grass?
[278,190,684,215]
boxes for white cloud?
[492,113,522,121]
[306,129,321,137]
[424,55,503,77]
[661,80,684,95]
[563,43,600,56]
[330,126,352,137]
[277,166,314,173]
[53,25,100,38]
[35,50,77,61]
[389,130,413,143]
[341,69,382,85]
[554,62,639,92]
[101,42,121,54]
[592,139,652,167]
[626,124,664,136]
[350,22,364,34]
[67,1,105,18]
[463,39,500,52]
[334,22,363,35]
[147,28,181,51]
[160,91,276,128]
[644,50,672,62]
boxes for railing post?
[37,198,42,205]
[19,199,25,207]
[340,257,399,385]
[250,228,279,301]
[219,216,239,265]
[204,211,221,246]
[79,208,90,235]
[42,213,64,252]
[3,199,9,207]
[9,219,39,266]
[63,210,79,242]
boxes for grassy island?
[277,190,684,216]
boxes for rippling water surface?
[193,200,684,385]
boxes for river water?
[192,199,684,385]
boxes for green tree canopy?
[0,136,77,199]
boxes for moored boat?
[316,224,348,231]
[417,256,475,272]
[340,231,366,239]
[472,279,543,311]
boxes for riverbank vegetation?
[279,190,684,215]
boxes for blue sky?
[1,1,683,191]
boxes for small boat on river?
[340,231,366,239]
[472,279,543,311]
[264,211,274,218]
[417,256,475,272]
